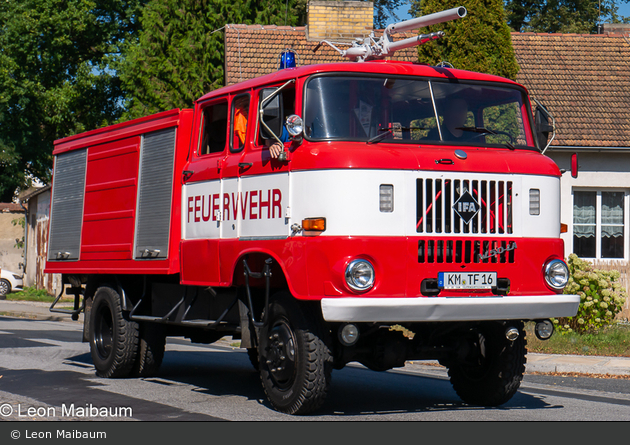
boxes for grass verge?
[526,321,630,357]
[6,287,72,303]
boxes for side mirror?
[535,106,554,151]
[259,88,283,141]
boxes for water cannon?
[313,6,467,62]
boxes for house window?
[573,190,626,259]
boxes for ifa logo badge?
[452,190,480,224]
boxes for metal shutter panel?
[134,128,176,259]
[48,149,87,261]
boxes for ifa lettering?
[188,189,283,223]
[456,201,477,213]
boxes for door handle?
[238,162,253,169]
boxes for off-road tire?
[258,292,332,415]
[132,323,166,377]
[0,279,11,298]
[89,286,139,378]
[446,321,526,406]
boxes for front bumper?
[321,294,580,322]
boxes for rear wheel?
[89,286,139,378]
[446,321,526,406]
[258,292,332,414]
[132,323,166,377]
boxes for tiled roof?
[224,26,630,148]
[512,32,630,148]
[224,25,418,85]
[0,203,24,212]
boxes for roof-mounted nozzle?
[314,6,467,62]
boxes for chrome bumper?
[321,294,580,322]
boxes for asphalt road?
[1,316,630,422]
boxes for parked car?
[0,268,23,298]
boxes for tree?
[373,0,407,28]
[117,0,308,121]
[0,0,144,202]
[412,0,519,81]
[506,0,630,33]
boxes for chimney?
[307,1,374,42]
[602,23,630,36]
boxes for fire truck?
[45,7,580,414]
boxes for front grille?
[416,178,513,235]
[418,239,516,264]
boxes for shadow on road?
[65,346,556,417]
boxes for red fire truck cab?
[46,59,579,414]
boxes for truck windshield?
[304,75,534,149]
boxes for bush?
[555,254,628,334]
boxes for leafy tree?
[411,0,519,80]
[506,0,630,33]
[118,0,308,120]
[373,0,407,27]
[0,0,144,202]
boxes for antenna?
[314,6,467,62]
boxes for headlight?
[345,259,375,292]
[544,259,569,290]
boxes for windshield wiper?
[367,129,392,144]
[457,126,497,135]
[367,126,427,144]
[456,126,516,150]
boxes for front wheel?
[89,286,139,378]
[446,321,526,406]
[258,293,332,415]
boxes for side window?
[230,94,250,152]
[199,101,228,155]
[256,87,296,146]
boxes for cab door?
[180,97,229,284]
[236,82,296,239]
[220,93,251,240]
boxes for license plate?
[438,272,497,289]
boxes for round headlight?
[345,259,375,292]
[544,259,569,290]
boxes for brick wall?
[307,1,373,42]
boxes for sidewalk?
[1,299,629,377]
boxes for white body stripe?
[291,170,560,238]
[183,170,560,239]
[183,173,289,240]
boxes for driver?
[265,125,290,159]
[425,98,477,142]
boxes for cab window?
[199,101,228,155]
[230,94,250,152]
